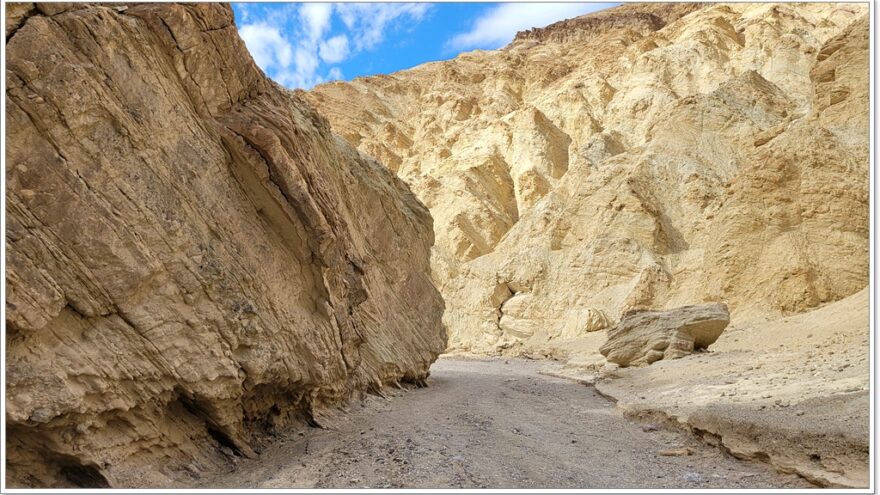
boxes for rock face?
[306,3,869,358]
[600,303,730,366]
[6,3,444,488]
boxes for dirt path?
[196,358,812,489]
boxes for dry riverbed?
[194,357,811,489]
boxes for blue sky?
[231,3,618,89]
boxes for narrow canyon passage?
[4,2,869,489]
[195,358,810,489]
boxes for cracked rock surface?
[305,3,869,487]
[5,3,444,487]
[307,3,869,359]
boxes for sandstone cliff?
[307,3,869,358]
[6,3,444,487]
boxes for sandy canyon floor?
[192,358,811,489]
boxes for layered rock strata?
[6,3,444,487]
[307,3,869,357]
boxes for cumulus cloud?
[335,3,431,50]
[319,35,349,64]
[238,23,294,71]
[236,3,252,22]
[327,67,344,81]
[294,47,320,82]
[300,3,332,42]
[234,2,432,89]
[447,3,615,50]
[238,4,333,89]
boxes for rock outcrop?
[595,288,870,487]
[600,303,730,366]
[306,3,869,359]
[6,3,444,488]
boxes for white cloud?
[335,3,431,50]
[236,4,251,22]
[235,2,432,89]
[239,6,332,89]
[295,47,320,79]
[239,21,325,89]
[327,67,344,81]
[238,23,294,70]
[299,3,333,42]
[447,3,615,51]
[319,35,349,64]
[272,69,304,89]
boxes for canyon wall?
[6,3,444,487]
[307,3,869,357]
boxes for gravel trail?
[196,358,811,489]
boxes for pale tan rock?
[599,303,730,367]
[307,3,869,359]
[5,3,444,488]
[657,447,694,457]
[595,287,870,487]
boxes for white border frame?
[0,0,875,493]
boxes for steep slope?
[306,3,869,357]
[6,3,444,488]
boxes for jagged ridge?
[307,2,868,357]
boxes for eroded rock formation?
[307,3,869,358]
[600,303,730,366]
[6,3,444,487]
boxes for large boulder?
[5,3,444,488]
[600,303,730,367]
